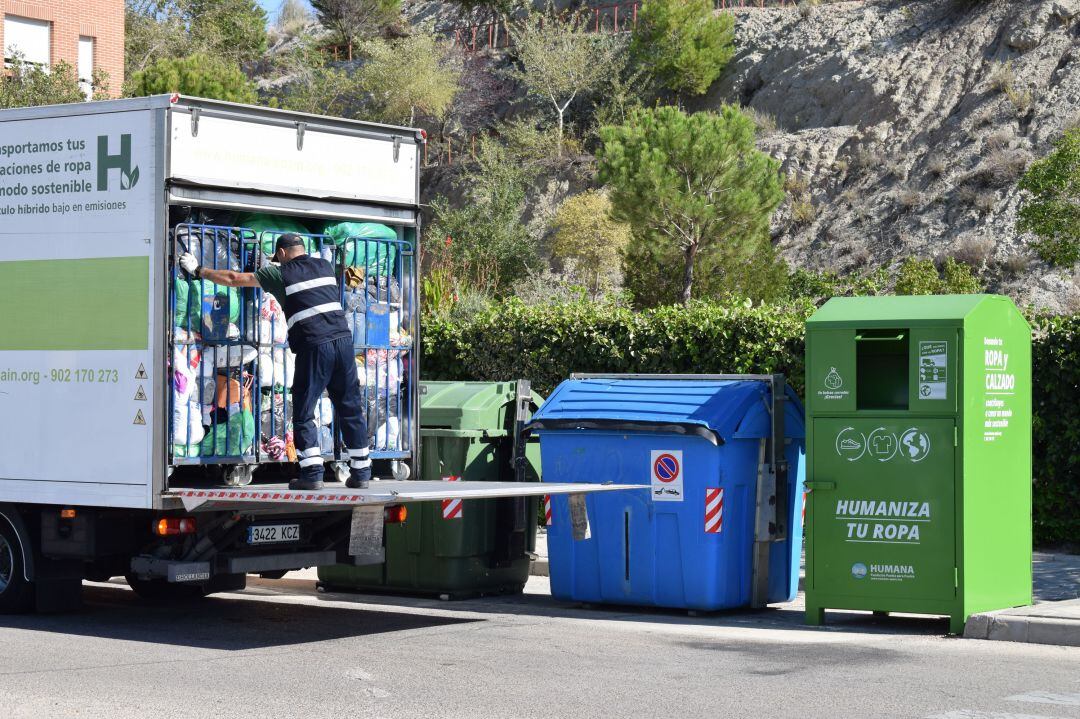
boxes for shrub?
[742,106,780,137]
[791,198,817,225]
[1017,128,1080,266]
[784,173,810,195]
[126,0,267,75]
[951,237,995,269]
[356,31,461,125]
[427,196,537,297]
[1006,85,1033,115]
[974,190,998,213]
[894,257,983,295]
[0,56,107,108]
[127,53,257,103]
[276,0,313,36]
[311,0,400,46]
[1000,254,1030,275]
[989,60,1015,94]
[971,149,1032,187]
[425,136,541,296]
[986,128,1016,151]
[550,190,632,298]
[786,267,888,302]
[896,186,923,209]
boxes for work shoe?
[289,477,325,491]
[345,476,369,489]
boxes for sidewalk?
[530,530,550,577]
[964,551,1080,647]
[533,535,1080,646]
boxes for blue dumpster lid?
[528,378,803,444]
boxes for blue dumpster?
[531,375,805,611]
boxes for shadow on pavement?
[0,583,480,651]
[307,581,951,637]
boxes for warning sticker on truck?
[918,341,948,400]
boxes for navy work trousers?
[292,336,370,481]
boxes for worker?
[179,234,370,491]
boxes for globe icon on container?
[900,428,930,462]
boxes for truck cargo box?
[0,95,423,510]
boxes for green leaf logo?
[121,165,140,190]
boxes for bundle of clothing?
[171,348,257,458]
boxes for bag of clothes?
[325,221,398,275]
[238,213,311,257]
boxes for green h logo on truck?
[97,134,140,190]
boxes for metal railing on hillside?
[448,1,640,52]
[443,0,867,53]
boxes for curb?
[530,559,549,577]
[965,608,1080,647]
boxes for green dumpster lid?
[807,294,1018,327]
[420,381,544,431]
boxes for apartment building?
[1,0,124,98]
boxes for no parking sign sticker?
[650,450,683,502]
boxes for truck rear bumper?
[131,550,339,583]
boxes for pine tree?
[629,0,734,98]
[598,106,784,305]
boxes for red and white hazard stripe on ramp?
[543,495,552,526]
[442,475,463,519]
[705,487,723,534]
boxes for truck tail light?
[155,517,197,536]
[384,505,407,524]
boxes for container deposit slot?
[855,329,909,411]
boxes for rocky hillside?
[700,0,1080,310]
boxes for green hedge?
[422,299,813,396]
[422,299,1079,547]
[1030,315,1080,546]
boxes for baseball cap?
[275,233,305,252]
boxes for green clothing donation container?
[318,381,543,598]
[804,295,1031,634]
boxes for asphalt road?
[1,577,1078,719]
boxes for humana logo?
[835,500,931,518]
[97,134,140,191]
[871,564,914,575]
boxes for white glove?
[178,252,200,278]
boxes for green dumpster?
[804,295,1031,634]
[318,381,544,598]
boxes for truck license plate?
[247,523,300,545]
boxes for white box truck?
[0,95,627,612]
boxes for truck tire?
[124,575,206,602]
[0,519,34,613]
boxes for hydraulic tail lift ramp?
[168,481,638,565]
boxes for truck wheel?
[124,575,206,602]
[0,519,34,614]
